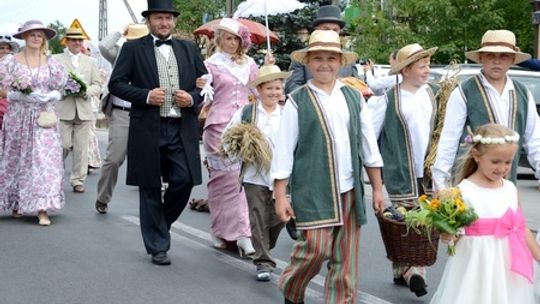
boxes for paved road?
[0,129,538,304]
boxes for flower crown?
[463,133,520,145]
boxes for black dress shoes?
[95,200,108,214]
[151,252,171,265]
[284,298,304,304]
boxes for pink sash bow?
[465,207,533,283]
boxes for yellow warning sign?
[61,18,91,45]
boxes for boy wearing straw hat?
[284,4,359,94]
[370,43,439,297]
[222,64,291,282]
[432,30,540,190]
[272,30,384,304]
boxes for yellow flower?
[419,194,428,203]
[429,198,440,209]
[455,199,465,212]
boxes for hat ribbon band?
[481,42,517,51]
[308,42,341,49]
[406,48,427,59]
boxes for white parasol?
[233,0,306,51]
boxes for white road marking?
[121,215,393,304]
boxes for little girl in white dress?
[431,124,540,304]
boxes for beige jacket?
[54,50,103,121]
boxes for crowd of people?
[1,0,540,303]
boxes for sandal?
[189,199,209,212]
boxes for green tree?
[248,0,338,70]
[173,0,226,36]
[47,20,66,55]
[350,0,534,64]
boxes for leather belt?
[112,104,130,111]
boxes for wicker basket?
[376,213,440,266]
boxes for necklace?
[23,50,41,85]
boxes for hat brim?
[13,28,56,40]
[142,9,179,17]
[465,46,531,64]
[249,71,292,88]
[389,47,438,75]
[64,34,87,40]
[291,47,358,67]
[312,18,346,29]
[0,41,19,52]
[214,25,239,37]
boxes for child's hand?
[275,195,295,223]
[440,233,459,244]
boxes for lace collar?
[206,51,251,85]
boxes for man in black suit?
[108,0,207,265]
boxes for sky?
[0,0,147,42]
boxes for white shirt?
[432,73,540,189]
[152,35,172,59]
[370,84,434,178]
[271,80,383,193]
[365,72,402,95]
[225,102,281,189]
[68,50,80,68]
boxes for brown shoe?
[73,185,85,193]
[95,200,108,214]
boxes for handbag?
[37,111,57,128]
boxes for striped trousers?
[279,191,360,304]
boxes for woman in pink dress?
[0,20,67,226]
[202,18,258,255]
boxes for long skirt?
[203,122,251,241]
[0,100,65,214]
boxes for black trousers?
[139,118,194,255]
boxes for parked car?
[429,64,540,171]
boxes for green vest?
[381,83,439,201]
[241,102,257,124]
[459,75,528,182]
[289,85,366,228]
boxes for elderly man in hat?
[108,0,207,265]
[93,24,149,214]
[370,43,439,297]
[432,29,540,190]
[54,27,103,193]
[272,30,384,304]
[284,4,359,94]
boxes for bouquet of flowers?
[405,187,478,255]
[1,67,33,95]
[64,72,87,97]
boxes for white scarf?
[205,52,251,86]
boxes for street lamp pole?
[531,0,540,58]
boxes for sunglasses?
[0,35,12,41]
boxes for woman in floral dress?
[0,20,67,226]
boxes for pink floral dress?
[0,54,67,214]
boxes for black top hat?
[312,5,345,29]
[142,0,179,17]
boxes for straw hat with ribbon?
[291,30,357,66]
[13,20,56,40]
[389,43,438,75]
[465,29,530,64]
[63,28,87,40]
[125,24,149,40]
[249,64,291,87]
